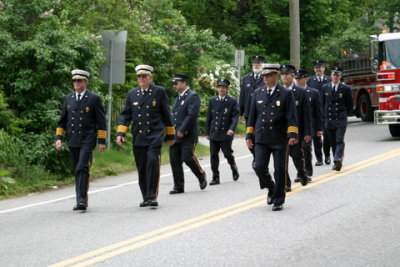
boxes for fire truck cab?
[372,32,400,137]
[337,32,400,137]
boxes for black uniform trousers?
[313,134,331,162]
[69,146,93,205]
[327,126,346,162]
[169,141,206,190]
[286,137,307,186]
[302,140,313,176]
[253,143,288,205]
[133,145,161,201]
[210,139,238,179]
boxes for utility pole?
[289,0,300,68]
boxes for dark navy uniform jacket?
[205,95,239,141]
[321,82,354,129]
[171,88,200,144]
[305,86,323,135]
[56,90,106,148]
[289,85,312,137]
[117,84,175,147]
[307,75,332,93]
[246,84,298,144]
[239,73,264,118]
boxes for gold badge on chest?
[85,106,90,113]
[152,99,157,107]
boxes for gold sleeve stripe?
[287,126,299,134]
[56,128,65,136]
[97,130,107,139]
[246,127,255,134]
[117,125,128,133]
[166,126,175,135]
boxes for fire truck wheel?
[389,125,400,137]
[357,94,373,121]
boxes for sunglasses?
[172,82,179,85]
[72,79,85,83]
[263,73,275,77]
[137,74,149,78]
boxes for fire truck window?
[381,40,400,69]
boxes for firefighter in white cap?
[55,69,107,211]
[116,64,175,208]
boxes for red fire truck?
[336,32,400,137]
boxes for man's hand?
[304,135,312,143]
[55,140,63,151]
[98,144,106,152]
[116,136,125,146]
[167,139,175,146]
[288,138,298,146]
[246,138,254,148]
[226,130,234,136]
[316,131,323,137]
[177,131,184,138]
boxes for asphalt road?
[1,117,400,267]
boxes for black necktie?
[77,94,81,102]
[267,89,272,97]
[332,85,336,96]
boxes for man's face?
[137,74,152,88]
[281,72,294,84]
[295,77,307,87]
[172,80,187,93]
[72,79,87,92]
[263,72,278,84]
[314,66,325,76]
[252,61,263,74]
[331,73,341,83]
[217,85,228,96]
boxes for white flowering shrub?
[196,62,240,98]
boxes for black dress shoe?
[272,204,283,211]
[300,176,308,186]
[140,201,148,207]
[233,173,239,181]
[209,179,220,185]
[147,199,158,207]
[308,177,312,182]
[285,186,292,192]
[334,160,342,171]
[294,177,300,182]
[325,158,331,165]
[200,179,207,190]
[169,189,184,194]
[73,203,87,211]
[315,161,323,166]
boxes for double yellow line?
[50,148,400,267]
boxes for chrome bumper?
[374,110,400,124]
